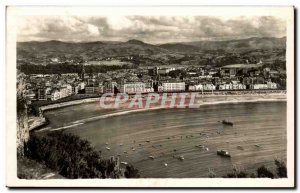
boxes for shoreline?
[38,91,287,112]
[35,93,287,132]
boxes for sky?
[17,15,286,43]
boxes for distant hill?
[17,39,169,60]
[180,37,286,51]
[158,43,201,53]
[17,37,286,63]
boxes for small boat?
[146,140,150,143]
[149,156,155,160]
[237,145,244,150]
[121,161,128,165]
[178,155,184,161]
[119,144,123,146]
[222,120,233,126]
[255,144,261,148]
[195,144,204,148]
[217,149,231,157]
[164,163,168,167]
[106,147,110,150]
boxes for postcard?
[6,6,295,188]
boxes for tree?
[124,165,140,178]
[275,159,287,178]
[257,166,274,178]
[24,132,139,179]
[223,166,248,178]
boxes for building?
[203,83,216,91]
[220,64,263,77]
[157,86,164,92]
[49,85,72,101]
[232,83,246,90]
[267,82,277,89]
[85,85,103,94]
[50,90,61,101]
[252,84,268,90]
[219,83,233,90]
[121,82,146,94]
[60,85,72,98]
[162,82,185,92]
[103,81,117,93]
[37,88,47,100]
[145,87,154,93]
[158,67,176,75]
[188,84,203,91]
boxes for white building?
[158,86,164,92]
[253,84,268,90]
[162,82,185,92]
[267,82,277,89]
[219,83,233,90]
[145,87,154,93]
[232,83,246,90]
[203,83,216,91]
[121,82,146,93]
[158,68,176,75]
[50,90,61,101]
[50,85,72,101]
[85,85,103,94]
[188,84,203,91]
[60,85,72,98]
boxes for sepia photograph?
[6,6,295,187]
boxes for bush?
[223,166,248,178]
[257,166,274,179]
[275,159,287,178]
[24,131,140,179]
[124,165,140,178]
[222,159,287,178]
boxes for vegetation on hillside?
[221,160,287,178]
[18,64,131,75]
[24,131,140,179]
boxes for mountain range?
[17,37,286,60]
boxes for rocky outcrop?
[17,101,29,157]
[17,72,29,157]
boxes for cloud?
[17,15,286,43]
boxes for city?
[18,48,286,103]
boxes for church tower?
[81,64,85,80]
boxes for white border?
[5,6,295,188]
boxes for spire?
[81,64,85,80]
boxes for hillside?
[181,37,286,51]
[17,39,169,61]
[17,37,286,64]
[158,43,201,53]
